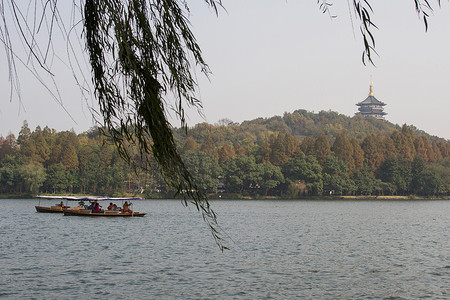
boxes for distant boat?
[35,195,72,213]
[35,205,66,213]
[35,195,146,217]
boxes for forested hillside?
[1,110,449,198]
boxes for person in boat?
[107,202,119,210]
[92,201,103,213]
[59,201,64,207]
[86,201,94,210]
[122,201,132,213]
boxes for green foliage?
[259,162,285,195]
[18,163,46,194]
[183,151,222,193]
[322,155,355,195]
[353,165,382,195]
[45,164,69,194]
[3,111,450,198]
[376,157,412,195]
[282,153,323,196]
[0,155,20,193]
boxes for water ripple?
[0,199,449,299]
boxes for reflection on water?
[0,199,449,299]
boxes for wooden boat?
[35,196,146,217]
[63,209,146,217]
[35,205,66,213]
[35,195,71,213]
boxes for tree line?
[1,110,449,197]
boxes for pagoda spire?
[356,81,387,120]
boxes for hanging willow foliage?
[83,0,227,250]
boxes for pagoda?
[356,82,386,120]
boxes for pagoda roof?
[356,95,386,106]
[358,106,386,113]
[359,110,387,115]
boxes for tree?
[31,126,51,164]
[17,121,36,162]
[0,134,17,163]
[353,165,382,195]
[376,157,412,195]
[18,163,46,194]
[218,142,236,162]
[300,136,316,156]
[332,131,355,172]
[270,133,290,166]
[60,142,79,170]
[428,158,450,195]
[351,138,364,171]
[282,153,323,196]
[361,134,383,172]
[183,137,199,153]
[0,155,20,193]
[44,164,69,193]
[322,155,355,195]
[259,163,284,196]
[313,133,331,166]
[414,136,433,163]
[391,131,414,161]
[200,135,218,161]
[183,151,222,193]
[221,155,275,195]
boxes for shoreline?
[1,193,448,201]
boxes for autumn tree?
[259,137,272,163]
[414,136,433,162]
[300,136,316,156]
[17,121,36,162]
[31,126,51,164]
[391,131,414,161]
[332,131,355,172]
[183,136,199,153]
[431,140,443,162]
[350,138,364,171]
[313,133,331,166]
[270,133,290,166]
[0,134,17,163]
[218,142,236,163]
[200,135,218,161]
[361,134,383,172]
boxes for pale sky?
[1,1,449,139]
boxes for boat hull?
[63,210,146,217]
[35,206,64,213]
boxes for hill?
[0,110,449,198]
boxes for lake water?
[0,199,449,299]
